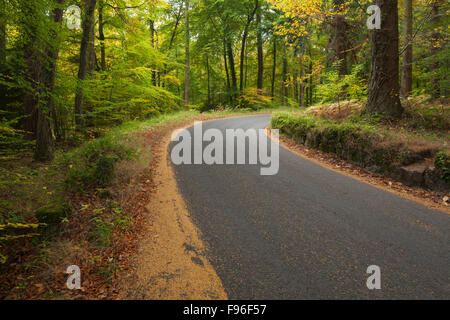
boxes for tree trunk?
[366,0,403,117]
[239,25,250,92]
[430,0,441,99]
[20,0,43,138]
[271,37,276,99]
[256,0,264,91]
[240,2,257,92]
[184,0,190,108]
[223,38,230,93]
[331,0,347,76]
[35,0,65,161]
[88,25,96,75]
[150,20,157,86]
[98,0,106,71]
[299,50,305,107]
[281,45,288,105]
[0,0,6,69]
[227,40,238,98]
[400,0,413,98]
[75,0,97,130]
[206,54,211,105]
[308,46,313,106]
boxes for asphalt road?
[170,115,450,299]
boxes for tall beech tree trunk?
[35,0,65,161]
[366,0,403,117]
[75,0,97,130]
[184,0,190,107]
[256,0,264,91]
[401,0,413,98]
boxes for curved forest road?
[169,115,449,299]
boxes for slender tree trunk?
[430,0,441,99]
[98,0,106,71]
[256,0,264,92]
[308,45,313,106]
[240,25,250,92]
[271,37,276,99]
[227,40,238,98]
[299,54,304,107]
[401,0,413,98]
[163,7,182,86]
[0,0,6,69]
[223,38,231,101]
[240,3,257,92]
[366,0,403,117]
[150,20,157,86]
[281,45,288,105]
[184,0,190,108]
[75,0,97,130]
[206,54,211,105]
[35,0,65,161]
[244,42,248,89]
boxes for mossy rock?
[35,200,70,225]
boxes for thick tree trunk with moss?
[401,0,413,98]
[75,0,97,130]
[366,0,403,117]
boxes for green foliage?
[0,121,33,157]
[316,64,367,103]
[90,216,113,248]
[94,156,116,188]
[63,136,132,190]
[435,151,450,184]
[237,88,273,110]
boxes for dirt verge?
[119,123,227,299]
